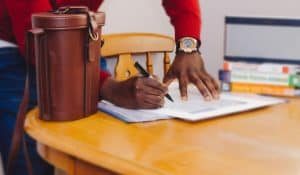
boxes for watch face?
[183,39,194,48]
[179,37,198,53]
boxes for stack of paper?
[98,82,286,123]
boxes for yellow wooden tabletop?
[25,98,300,175]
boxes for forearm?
[162,0,201,40]
[5,0,104,56]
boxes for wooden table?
[25,98,300,175]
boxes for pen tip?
[166,94,174,102]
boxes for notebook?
[98,82,286,123]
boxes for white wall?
[100,0,173,36]
[100,0,300,78]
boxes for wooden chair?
[101,33,175,81]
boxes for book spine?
[223,61,300,74]
[290,74,300,87]
[223,61,259,72]
[221,82,300,97]
[219,70,300,87]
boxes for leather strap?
[6,29,44,175]
[6,31,33,175]
[84,11,100,116]
[37,34,51,120]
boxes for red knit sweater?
[0,0,201,86]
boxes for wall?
[100,0,172,36]
[100,0,300,78]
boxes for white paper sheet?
[0,154,4,175]
[98,101,170,122]
[98,82,286,123]
[0,40,17,48]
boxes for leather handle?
[33,29,51,120]
[6,28,45,175]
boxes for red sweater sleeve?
[99,69,111,90]
[4,0,109,87]
[4,0,52,55]
[162,0,201,41]
[4,0,103,55]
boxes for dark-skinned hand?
[100,76,168,109]
[163,52,220,101]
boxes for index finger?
[143,78,168,94]
[211,77,221,92]
[179,73,189,101]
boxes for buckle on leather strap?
[87,12,99,41]
[89,28,99,41]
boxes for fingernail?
[160,102,164,107]
[181,96,188,101]
[205,95,212,101]
[213,93,219,99]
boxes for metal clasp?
[52,7,70,14]
[88,28,99,41]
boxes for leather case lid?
[32,10,105,30]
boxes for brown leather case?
[31,6,105,121]
[6,6,105,175]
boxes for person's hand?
[163,52,220,100]
[100,76,168,109]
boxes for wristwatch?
[176,37,201,53]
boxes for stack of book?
[219,61,300,97]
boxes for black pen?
[134,61,174,102]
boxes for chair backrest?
[101,33,175,81]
